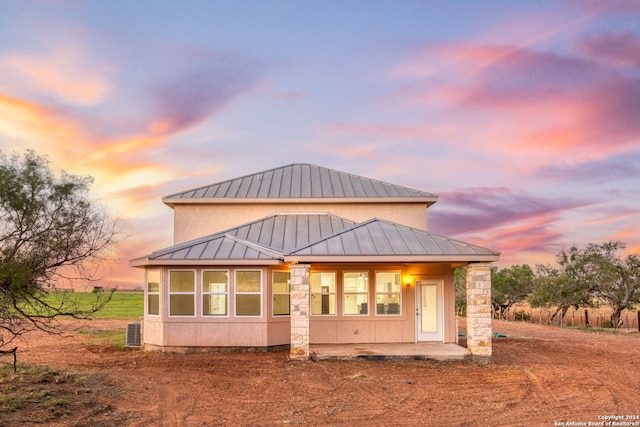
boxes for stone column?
[466,263,493,361]
[289,264,311,360]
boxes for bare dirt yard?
[2,319,639,426]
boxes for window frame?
[146,269,161,316]
[234,269,263,317]
[343,271,369,316]
[310,271,337,316]
[374,271,402,316]
[272,270,291,317]
[201,269,229,317]
[168,269,196,317]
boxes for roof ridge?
[222,233,284,259]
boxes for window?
[169,270,195,316]
[147,269,160,315]
[375,272,401,315]
[311,272,336,315]
[235,270,261,316]
[272,271,290,316]
[203,270,228,316]
[343,271,369,315]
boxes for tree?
[0,150,120,348]
[491,264,534,319]
[579,241,640,328]
[529,245,594,322]
[454,267,467,316]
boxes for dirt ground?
[3,319,640,426]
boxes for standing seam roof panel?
[380,223,408,254]
[270,168,284,198]
[329,170,345,197]
[397,227,429,254]
[202,239,224,258]
[282,166,294,198]
[295,164,306,198]
[368,222,393,254]
[271,216,286,250]
[340,229,361,254]
[353,227,375,254]
[256,171,273,198]
[339,172,356,197]
[319,167,333,198]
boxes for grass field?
[42,291,143,320]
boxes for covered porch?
[310,342,468,361]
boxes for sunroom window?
[272,271,290,316]
[235,270,261,316]
[147,269,160,316]
[203,270,228,316]
[169,270,195,316]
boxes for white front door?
[416,280,443,342]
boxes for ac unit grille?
[125,322,141,347]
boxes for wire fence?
[501,306,639,330]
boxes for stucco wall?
[172,202,429,244]
[142,263,458,350]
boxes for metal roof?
[130,213,357,265]
[162,163,438,204]
[285,218,500,262]
[130,213,499,267]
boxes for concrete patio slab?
[310,343,469,361]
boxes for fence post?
[637,311,640,332]
[585,309,589,326]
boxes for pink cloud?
[429,187,589,250]
[578,31,640,66]
[394,39,640,163]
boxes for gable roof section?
[130,214,499,267]
[162,163,438,206]
[285,218,500,263]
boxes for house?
[130,163,499,360]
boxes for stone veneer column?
[466,263,493,360]
[289,264,311,360]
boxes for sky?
[1,1,639,288]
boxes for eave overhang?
[283,254,500,264]
[130,258,284,268]
[162,196,438,208]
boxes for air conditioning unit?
[125,322,141,347]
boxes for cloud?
[150,52,261,136]
[536,151,640,184]
[578,31,640,66]
[393,38,640,163]
[429,187,588,237]
[0,45,112,105]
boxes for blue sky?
[1,1,639,287]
